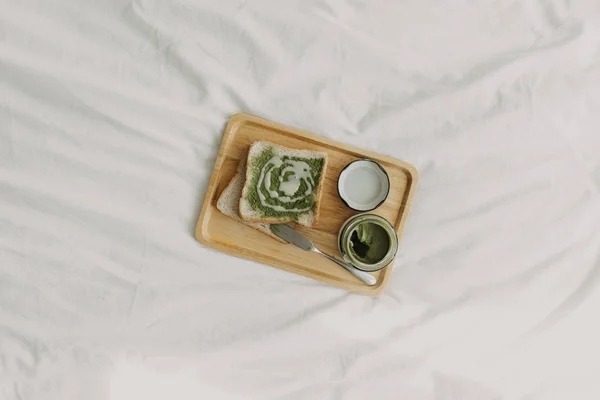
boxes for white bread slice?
[239,141,328,227]
[217,159,286,243]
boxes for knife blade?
[270,224,313,251]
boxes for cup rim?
[337,159,390,212]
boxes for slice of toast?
[217,159,286,243]
[239,141,328,227]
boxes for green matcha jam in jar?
[338,214,398,272]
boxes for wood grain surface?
[195,113,418,295]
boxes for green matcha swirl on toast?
[239,141,328,227]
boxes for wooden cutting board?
[195,113,418,295]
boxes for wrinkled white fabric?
[2,0,600,399]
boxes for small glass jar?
[338,214,398,272]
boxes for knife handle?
[313,249,377,286]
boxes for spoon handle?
[313,249,377,286]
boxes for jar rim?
[338,214,398,272]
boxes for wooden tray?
[195,113,418,295]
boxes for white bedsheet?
[2,0,600,398]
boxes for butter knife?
[270,224,376,286]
